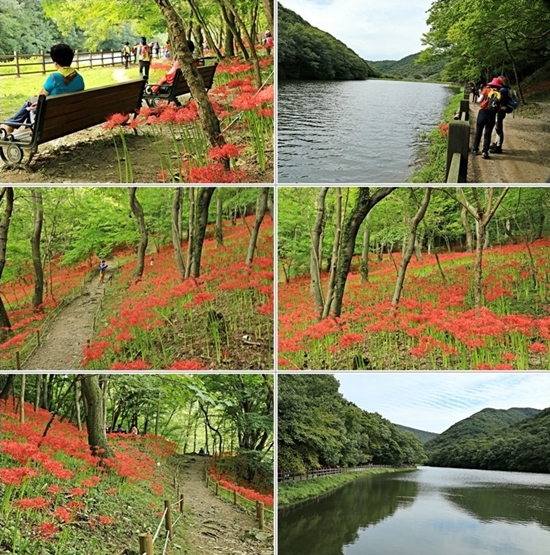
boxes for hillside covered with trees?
[278,375,427,474]
[278,2,378,80]
[420,0,550,99]
[425,407,550,473]
[369,52,446,81]
[395,424,438,444]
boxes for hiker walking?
[122,42,131,69]
[471,77,503,160]
[99,260,108,283]
[490,76,516,154]
[138,37,151,81]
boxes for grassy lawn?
[0,64,167,117]
[279,468,417,508]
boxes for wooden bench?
[142,62,218,107]
[0,79,145,168]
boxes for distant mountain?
[395,424,438,444]
[369,52,446,81]
[425,407,550,473]
[278,2,378,80]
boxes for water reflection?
[278,472,419,555]
[279,468,550,555]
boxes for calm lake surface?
[278,466,550,555]
[278,80,455,183]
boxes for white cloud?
[336,373,550,433]
[279,0,434,60]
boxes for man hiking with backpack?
[471,77,504,159]
[490,76,517,154]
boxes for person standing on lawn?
[138,37,151,81]
[0,44,84,140]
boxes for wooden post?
[179,494,184,513]
[89,50,93,68]
[255,500,259,518]
[75,50,80,70]
[215,481,219,496]
[233,490,237,505]
[14,51,20,77]
[100,49,104,67]
[459,99,470,121]
[445,120,470,183]
[205,476,209,487]
[36,329,40,347]
[16,351,21,370]
[176,484,180,500]
[139,532,153,555]
[258,502,265,530]
[164,500,173,540]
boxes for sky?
[279,0,434,61]
[337,373,550,433]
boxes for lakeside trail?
[175,455,272,555]
[468,101,550,183]
[22,268,107,370]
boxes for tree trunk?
[216,193,223,246]
[80,376,113,458]
[128,187,148,278]
[220,0,262,87]
[155,0,226,153]
[186,0,223,58]
[391,188,432,307]
[185,187,195,279]
[245,187,269,264]
[360,224,370,283]
[262,0,274,35]
[322,188,343,319]
[34,374,41,412]
[171,187,186,280]
[461,205,474,252]
[0,374,14,401]
[332,187,396,318]
[0,187,14,335]
[191,187,216,277]
[474,221,485,313]
[75,379,83,431]
[19,374,26,423]
[223,7,236,57]
[31,189,44,309]
[310,187,328,315]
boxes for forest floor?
[22,267,109,370]
[468,101,550,183]
[175,455,272,555]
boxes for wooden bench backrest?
[172,63,218,97]
[37,79,145,144]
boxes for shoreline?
[278,467,418,509]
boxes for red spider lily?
[54,507,73,523]
[46,484,63,494]
[37,522,58,540]
[188,162,246,183]
[208,143,241,160]
[169,360,207,370]
[110,359,151,370]
[0,466,39,485]
[17,496,48,510]
[69,487,86,497]
[530,342,547,354]
[107,488,117,494]
[104,112,130,130]
[98,515,115,525]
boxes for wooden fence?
[446,86,471,183]
[0,49,167,77]
[138,483,185,555]
[278,464,394,483]
[205,473,273,529]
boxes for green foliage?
[421,0,550,83]
[369,52,447,82]
[278,3,377,80]
[278,375,427,473]
[395,424,438,444]
[425,407,550,473]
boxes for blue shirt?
[43,71,85,96]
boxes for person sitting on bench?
[1,44,84,140]
[144,40,197,96]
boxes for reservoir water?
[278,80,455,183]
[278,466,550,555]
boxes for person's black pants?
[473,110,496,153]
[495,112,506,147]
[139,60,150,80]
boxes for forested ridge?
[278,2,378,80]
[426,407,550,473]
[395,424,438,444]
[278,375,427,474]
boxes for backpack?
[506,90,519,113]
[483,89,502,112]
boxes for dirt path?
[22,272,106,370]
[176,455,273,555]
[467,102,550,183]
